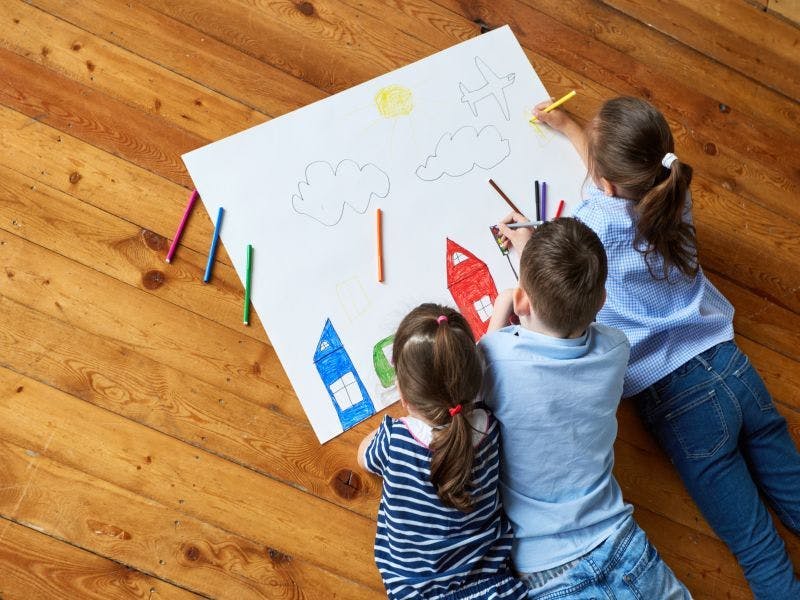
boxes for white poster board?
[183,26,586,443]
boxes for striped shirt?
[574,186,734,396]
[364,409,524,599]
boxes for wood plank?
[601,0,800,101]
[691,176,800,315]
[770,0,800,25]
[0,293,383,519]
[632,506,752,599]
[0,369,383,591]
[140,0,424,94]
[514,0,800,138]
[710,271,800,363]
[0,231,297,421]
[25,0,326,116]
[1,1,264,142]
[0,421,379,599]
[0,45,200,187]
[0,519,201,600]
[0,105,227,266]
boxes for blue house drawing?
[314,319,375,432]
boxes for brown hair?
[519,218,607,336]
[392,304,482,512]
[587,96,698,280]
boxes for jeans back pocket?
[665,390,729,459]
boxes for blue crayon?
[203,206,224,283]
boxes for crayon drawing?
[183,26,586,442]
[459,56,516,121]
[292,159,390,227]
[374,85,414,118]
[415,125,510,181]
[314,319,375,431]
[446,238,499,340]
[337,277,371,321]
[373,334,396,388]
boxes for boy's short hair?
[519,218,607,335]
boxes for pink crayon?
[165,189,198,263]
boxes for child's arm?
[357,428,379,471]
[533,101,588,168]
[487,289,515,333]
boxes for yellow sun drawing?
[374,85,414,118]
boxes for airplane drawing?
[459,57,516,121]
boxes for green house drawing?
[373,335,396,388]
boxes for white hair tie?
[662,152,678,169]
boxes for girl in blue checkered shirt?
[507,96,800,600]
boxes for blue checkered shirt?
[574,186,734,397]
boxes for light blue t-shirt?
[574,186,734,396]
[479,323,634,572]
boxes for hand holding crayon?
[495,212,535,253]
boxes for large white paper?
[183,26,586,443]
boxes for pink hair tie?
[449,404,462,417]
[436,315,448,325]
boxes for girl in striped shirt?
[358,303,526,600]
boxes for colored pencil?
[534,180,540,221]
[555,199,566,219]
[488,179,523,215]
[541,181,547,221]
[507,220,544,230]
[243,244,253,326]
[376,208,384,283]
[166,189,198,263]
[529,90,577,124]
[203,206,224,283]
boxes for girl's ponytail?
[393,305,482,512]
[636,156,697,279]
[588,97,698,280]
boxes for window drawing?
[329,372,363,410]
[473,295,493,322]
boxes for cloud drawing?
[292,160,390,226]
[416,125,510,181]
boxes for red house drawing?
[446,238,498,340]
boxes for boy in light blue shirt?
[480,217,690,599]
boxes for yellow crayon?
[529,90,577,124]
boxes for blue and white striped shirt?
[364,410,524,599]
[575,186,734,396]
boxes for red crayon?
[166,189,198,263]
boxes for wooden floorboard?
[0,1,798,597]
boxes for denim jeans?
[634,340,800,600]
[521,517,691,599]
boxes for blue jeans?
[634,340,800,600]
[521,517,690,599]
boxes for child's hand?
[533,99,588,167]
[496,212,534,252]
[532,99,576,133]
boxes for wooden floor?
[1,1,798,598]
